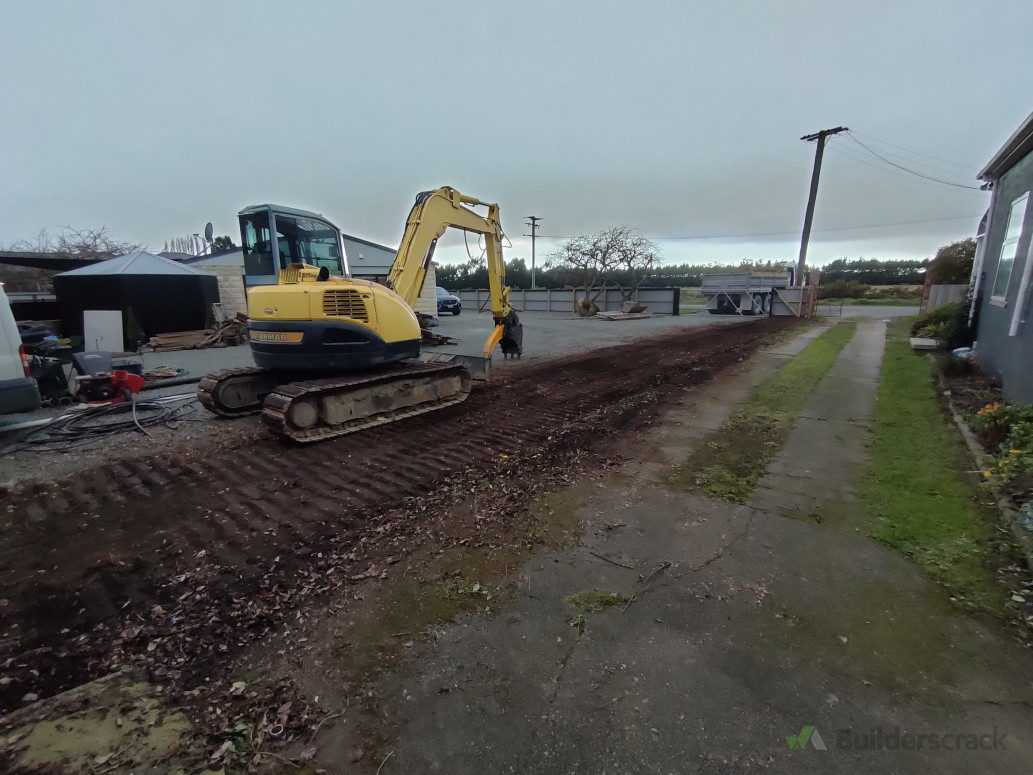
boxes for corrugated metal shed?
[54,251,220,341]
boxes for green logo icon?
[787,725,827,750]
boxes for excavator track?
[197,366,286,417]
[261,360,472,443]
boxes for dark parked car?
[436,286,461,315]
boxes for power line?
[844,133,982,190]
[834,141,977,178]
[842,133,980,187]
[849,130,979,172]
[536,213,982,242]
[825,144,987,198]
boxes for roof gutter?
[978,109,1033,181]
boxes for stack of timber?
[595,310,653,321]
[148,315,248,351]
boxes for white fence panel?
[454,287,679,315]
[921,284,967,313]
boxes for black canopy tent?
[53,251,220,342]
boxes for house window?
[991,193,1029,301]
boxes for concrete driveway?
[356,316,1032,774]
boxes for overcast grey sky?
[1,1,1030,267]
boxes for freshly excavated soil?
[0,318,798,724]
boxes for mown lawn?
[668,322,857,502]
[861,318,1020,617]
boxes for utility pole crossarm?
[798,126,848,281]
[800,126,847,143]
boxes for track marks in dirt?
[0,319,796,712]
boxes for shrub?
[866,286,920,300]
[939,298,976,350]
[819,280,870,299]
[124,307,146,350]
[910,302,962,337]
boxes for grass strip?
[860,318,1015,616]
[822,298,920,307]
[668,321,857,502]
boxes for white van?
[0,283,41,414]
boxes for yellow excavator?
[198,186,523,442]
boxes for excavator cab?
[239,204,347,286]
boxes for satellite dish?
[204,222,214,243]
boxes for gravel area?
[0,307,916,487]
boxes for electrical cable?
[130,393,151,436]
[824,145,986,198]
[536,212,982,242]
[1,398,199,454]
[835,137,978,178]
[843,133,982,190]
[848,130,979,172]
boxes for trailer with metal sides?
[701,268,796,315]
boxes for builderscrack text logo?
[786,726,1007,752]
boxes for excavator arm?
[387,187,522,358]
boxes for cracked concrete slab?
[640,324,831,475]
[749,320,886,519]
[353,319,1033,774]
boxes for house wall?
[344,236,395,279]
[976,151,1033,403]
[201,265,248,318]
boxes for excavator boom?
[388,187,522,358]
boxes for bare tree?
[53,226,141,261]
[549,226,660,316]
[6,225,140,261]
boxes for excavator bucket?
[499,317,523,358]
[417,351,492,381]
[482,314,523,360]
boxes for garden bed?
[938,364,1033,574]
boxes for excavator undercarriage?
[198,360,473,443]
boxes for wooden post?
[798,126,848,281]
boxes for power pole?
[525,216,541,289]
[798,126,847,283]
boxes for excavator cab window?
[274,215,346,276]
[241,212,275,279]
